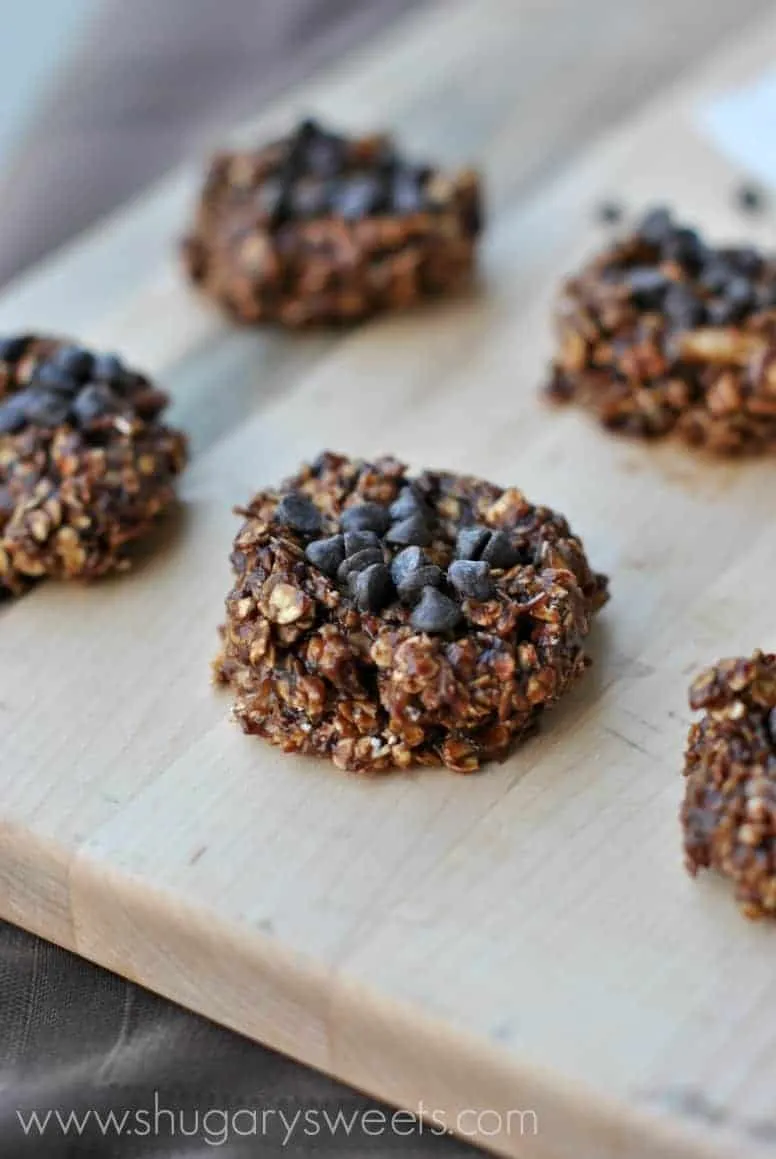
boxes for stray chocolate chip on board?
[546,206,776,454]
[0,334,186,596]
[183,117,483,327]
[215,452,608,774]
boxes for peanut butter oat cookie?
[183,118,482,327]
[0,336,187,596]
[682,651,776,919]
[215,452,607,774]
[547,207,776,454]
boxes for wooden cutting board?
[3,5,776,1157]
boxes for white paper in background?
[697,69,776,189]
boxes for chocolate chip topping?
[410,587,461,634]
[305,534,345,576]
[248,118,449,230]
[389,484,429,522]
[0,339,164,437]
[448,559,495,600]
[627,267,670,307]
[390,545,425,587]
[481,530,519,569]
[455,526,490,560]
[296,477,539,633]
[353,562,393,613]
[275,492,323,535]
[337,547,385,583]
[768,706,776,746]
[340,502,392,535]
[385,513,432,547]
[396,563,444,602]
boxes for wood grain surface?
[2,4,776,1158]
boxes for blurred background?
[0,0,772,289]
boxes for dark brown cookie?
[182,118,483,327]
[215,452,608,774]
[0,336,187,595]
[546,207,776,454]
[682,651,776,918]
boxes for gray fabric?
[0,920,476,1156]
[0,0,424,287]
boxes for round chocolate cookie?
[682,651,776,919]
[215,452,608,773]
[547,206,776,454]
[0,336,187,595]
[183,118,483,327]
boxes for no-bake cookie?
[215,452,608,773]
[183,118,482,327]
[547,207,776,454]
[0,335,187,595]
[682,651,776,919]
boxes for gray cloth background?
[0,920,475,1156]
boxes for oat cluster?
[547,207,776,454]
[215,452,608,773]
[0,335,187,595]
[183,118,482,327]
[682,651,776,918]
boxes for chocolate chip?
[337,547,384,583]
[334,175,386,220]
[31,362,80,395]
[305,534,345,577]
[391,170,426,215]
[626,268,670,307]
[92,353,131,390]
[353,563,394,613]
[664,283,706,329]
[396,563,444,603]
[0,393,29,433]
[455,525,490,561]
[291,177,330,219]
[699,258,732,294]
[767,707,776,746]
[343,530,380,556]
[706,299,737,327]
[736,183,766,214]
[340,502,391,535]
[722,276,755,321]
[719,246,762,278]
[52,344,94,381]
[637,207,673,246]
[304,128,346,179]
[390,545,425,586]
[71,383,120,426]
[258,178,287,224]
[0,336,28,363]
[597,201,623,225]
[385,513,432,547]
[0,484,14,523]
[275,491,323,535]
[662,226,705,269]
[24,390,71,427]
[448,559,495,600]
[410,587,461,634]
[389,485,430,522]
[481,530,519,569]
